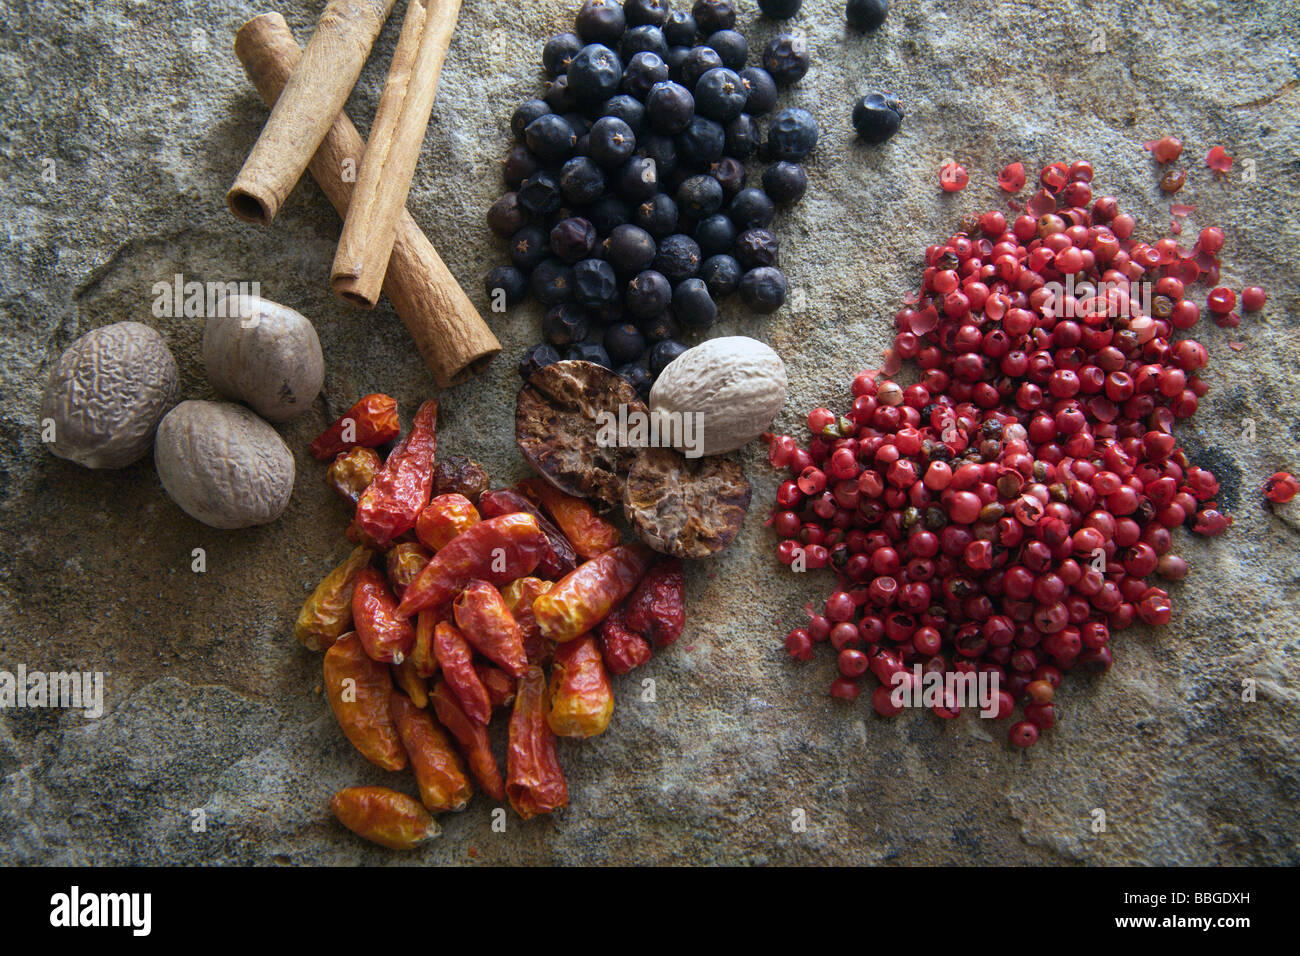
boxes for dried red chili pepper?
[326,446,382,505]
[517,477,621,559]
[506,666,568,820]
[323,632,407,771]
[415,493,481,552]
[330,786,439,850]
[501,576,555,667]
[294,545,374,652]
[453,580,529,678]
[474,662,517,709]
[409,610,440,679]
[355,399,438,548]
[547,635,614,738]
[386,542,431,597]
[433,620,492,725]
[390,691,473,813]
[533,543,654,643]
[623,559,686,648]
[310,393,401,461]
[396,513,549,618]
[430,680,507,803]
[598,605,653,675]
[353,567,415,665]
[477,488,579,578]
[392,660,429,708]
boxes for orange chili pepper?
[409,610,440,679]
[355,399,438,548]
[352,567,415,665]
[330,786,439,850]
[453,580,529,678]
[323,632,407,771]
[390,691,473,813]
[310,394,401,461]
[501,576,555,667]
[430,681,507,803]
[518,477,621,559]
[433,621,492,725]
[533,543,654,643]
[507,666,568,820]
[547,635,614,738]
[294,545,374,652]
[415,493,481,551]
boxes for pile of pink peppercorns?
[769,159,1266,748]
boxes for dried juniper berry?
[509,225,550,271]
[665,45,691,81]
[739,265,788,313]
[710,156,746,195]
[568,44,624,104]
[663,10,697,46]
[616,362,654,399]
[518,170,563,216]
[692,0,737,34]
[760,0,803,17]
[575,0,627,45]
[700,253,743,298]
[520,343,561,379]
[846,0,889,32]
[695,213,737,255]
[694,67,748,122]
[641,311,682,343]
[606,223,659,274]
[559,156,606,205]
[650,338,690,374]
[511,100,552,142]
[638,132,679,179]
[627,269,673,318]
[588,292,626,325]
[707,30,748,70]
[852,91,903,143]
[632,193,679,238]
[621,25,667,60]
[543,33,583,77]
[678,173,724,218]
[543,304,590,347]
[531,259,575,306]
[728,186,776,229]
[646,80,695,133]
[623,51,669,98]
[573,258,620,307]
[488,192,528,238]
[625,0,671,28]
[763,34,810,85]
[618,155,660,200]
[502,146,539,189]
[672,277,717,327]
[525,114,577,163]
[544,74,578,112]
[767,107,818,160]
[550,217,600,263]
[567,341,613,368]
[724,114,760,159]
[676,116,726,168]
[736,228,780,269]
[590,195,632,234]
[485,265,528,308]
[603,322,647,365]
[589,116,638,167]
[680,46,725,89]
[762,161,807,203]
[654,233,703,283]
[739,67,779,115]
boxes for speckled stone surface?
[1,0,1298,865]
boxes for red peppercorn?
[940,161,969,192]
[1264,472,1299,504]
[1148,136,1183,164]
[1241,286,1267,311]
[1009,721,1039,747]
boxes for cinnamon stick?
[227,0,397,226]
[235,12,500,386]
[332,0,464,309]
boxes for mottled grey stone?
[1,0,1298,865]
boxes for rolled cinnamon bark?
[235,11,500,386]
[332,0,464,309]
[228,0,397,226]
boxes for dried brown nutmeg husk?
[623,447,752,559]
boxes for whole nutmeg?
[154,400,295,529]
[648,336,787,457]
[202,295,324,422]
[41,321,180,469]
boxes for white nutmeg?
[648,336,787,457]
[155,400,295,529]
[202,295,324,422]
[41,322,180,469]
